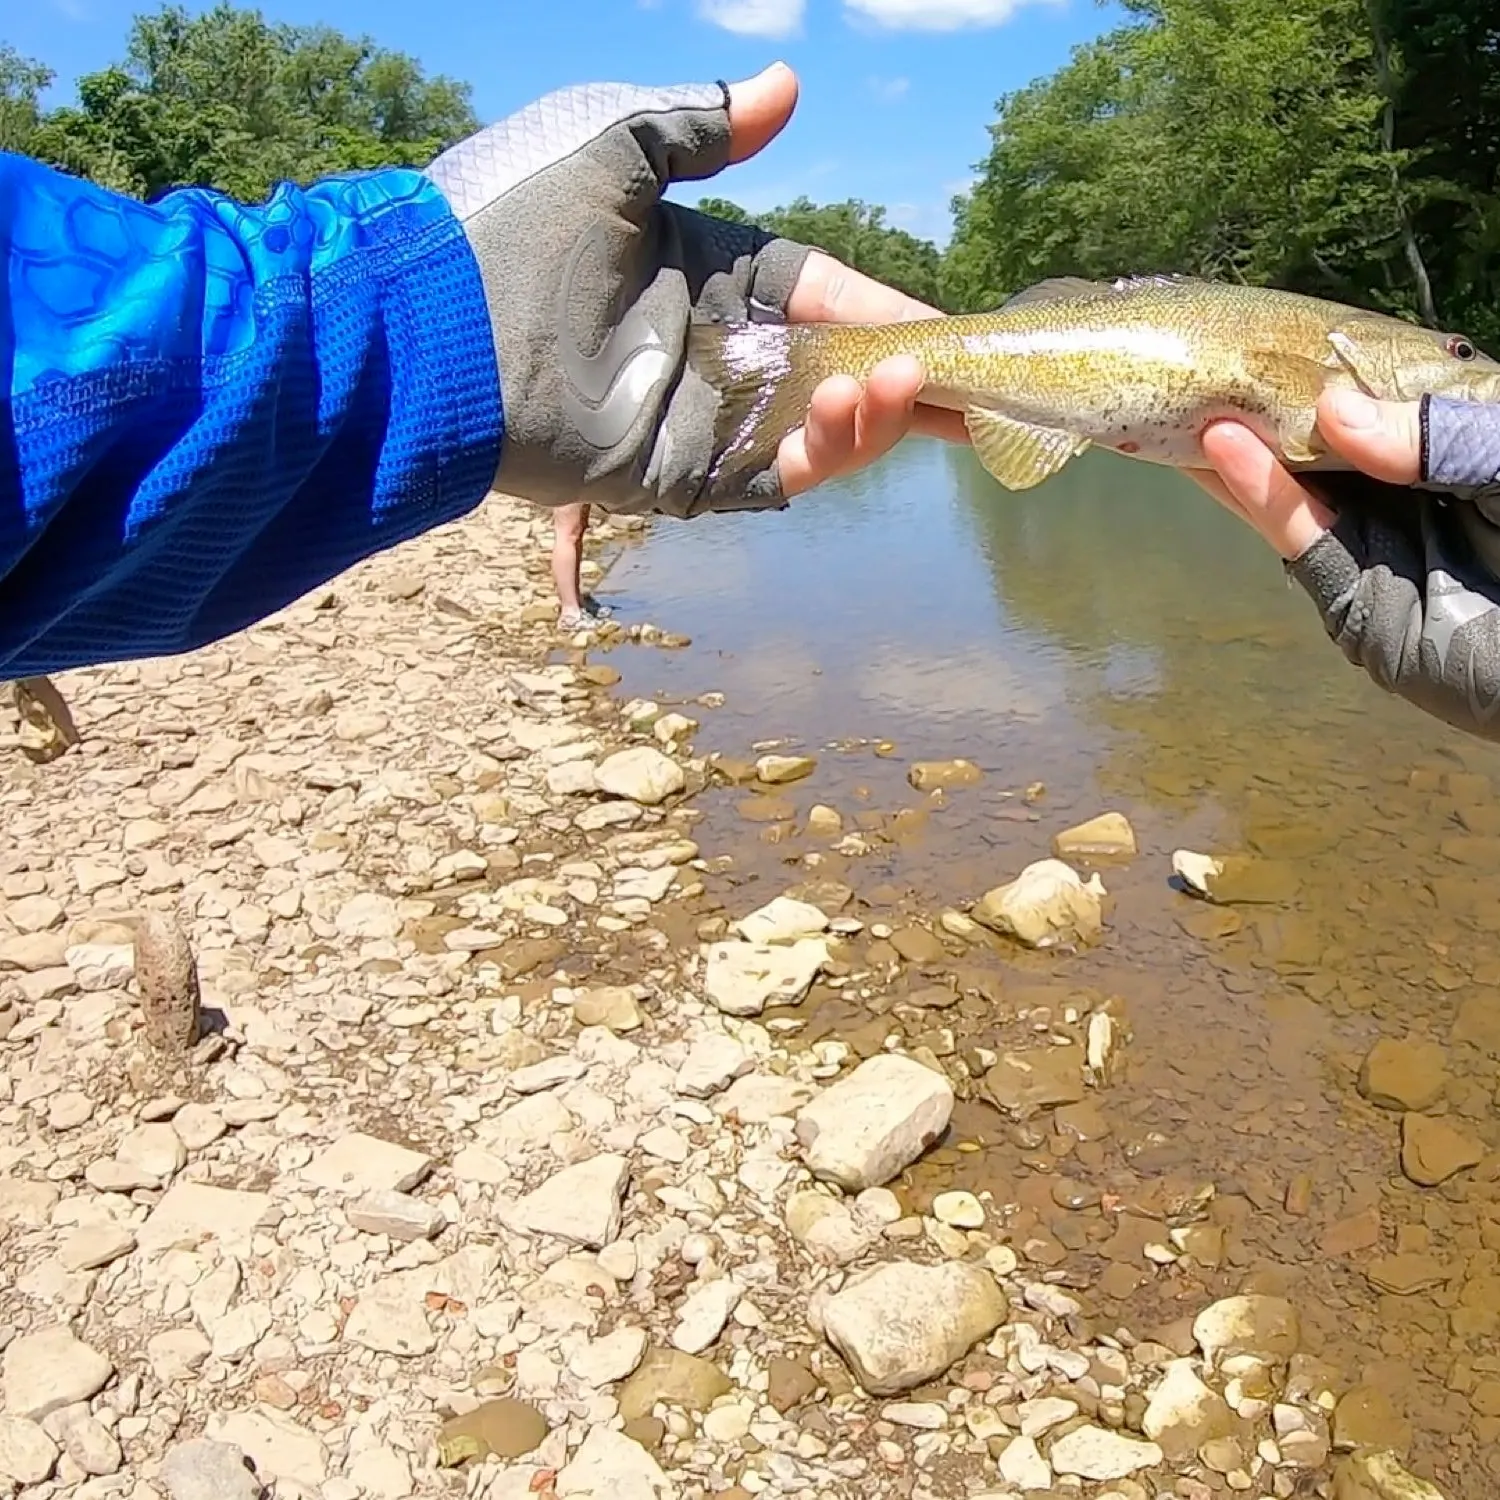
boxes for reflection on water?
[605,439,1500,1496]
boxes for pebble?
[676,1034,753,1097]
[703,938,828,1016]
[1049,1425,1164,1481]
[672,1277,741,1353]
[3,1327,113,1421]
[346,1189,445,1241]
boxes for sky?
[8,0,1124,245]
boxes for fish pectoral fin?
[965,406,1089,491]
[1240,348,1330,465]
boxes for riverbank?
[0,490,1476,1500]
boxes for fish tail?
[686,321,845,501]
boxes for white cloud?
[845,0,1059,28]
[697,0,806,38]
[867,75,911,103]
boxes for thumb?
[726,62,798,164]
[1317,388,1422,483]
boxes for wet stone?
[1333,1385,1411,1454]
[766,1356,818,1413]
[907,759,983,791]
[1400,1112,1485,1187]
[985,1043,1087,1115]
[437,1400,548,1464]
[1359,1037,1448,1112]
[617,1346,731,1421]
[1053,811,1137,860]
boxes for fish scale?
[686,274,1500,499]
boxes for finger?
[786,248,941,325]
[1184,467,1257,528]
[778,357,924,496]
[1317,389,1422,484]
[1199,421,1334,560]
[725,62,799,165]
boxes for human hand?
[1191,390,1500,740]
[424,63,961,518]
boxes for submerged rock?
[1142,1359,1235,1460]
[1053,811,1137,860]
[972,859,1105,949]
[1193,1295,1299,1370]
[1359,1037,1448,1112]
[756,753,816,785]
[1333,1450,1449,1500]
[617,1347,730,1421]
[1172,849,1300,904]
[436,1400,548,1465]
[1400,1112,1484,1187]
[984,1043,1086,1116]
[907,759,983,791]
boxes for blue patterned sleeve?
[1,151,504,676]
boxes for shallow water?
[605,439,1500,1495]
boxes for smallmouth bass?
[685,274,1500,497]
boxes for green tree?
[25,3,477,200]
[0,46,52,155]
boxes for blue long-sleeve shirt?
[1,150,504,677]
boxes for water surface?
[604,440,1500,1496]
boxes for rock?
[1334,1386,1410,1453]
[997,1435,1052,1490]
[161,1434,264,1500]
[618,1347,731,1421]
[0,1178,60,1228]
[675,1035,752,1098]
[795,1053,954,1191]
[1365,1253,1451,1296]
[1049,1426,1164,1481]
[116,1122,187,1181]
[984,1044,1087,1115]
[303,1132,433,1195]
[734,896,829,944]
[573,986,644,1032]
[1142,1359,1236,1460]
[347,1446,412,1499]
[344,1277,436,1356]
[907,759,983,791]
[557,1426,673,1500]
[1172,850,1300,904]
[347,1189,445,1242]
[65,943,134,991]
[785,1191,880,1265]
[766,1357,819,1413]
[0,1416,57,1485]
[436,1400,548,1463]
[1400,1112,1484,1186]
[50,1408,121,1477]
[569,1326,648,1388]
[672,1277,741,1354]
[508,1153,629,1248]
[933,1190,984,1228]
[1193,1296,1300,1370]
[207,1410,327,1493]
[756,753,816,785]
[1053,812,1137,860]
[808,804,844,834]
[172,1103,227,1149]
[972,859,1105,948]
[1332,1450,1448,1500]
[133,913,200,1052]
[1359,1038,1448,1112]
[821,1260,1007,1395]
[703,938,827,1017]
[58,1223,136,1272]
[718,1073,818,1123]
[3,1327,113,1420]
[594,748,685,806]
[889,925,946,964]
[138,1182,271,1252]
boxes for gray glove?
[424,81,811,518]
[1290,395,1500,739]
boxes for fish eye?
[1447,335,1477,361]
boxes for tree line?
[4,0,1496,342]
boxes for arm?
[2,151,503,676]
[1198,391,1500,741]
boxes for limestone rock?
[702,938,827,1017]
[3,1327,113,1421]
[507,1154,629,1248]
[785,1191,880,1266]
[821,1260,1007,1395]
[675,1035,752,1098]
[1359,1038,1448,1112]
[734,896,829,945]
[907,759,983,791]
[594,748,685,806]
[1400,1112,1483,1186]
[346,1190,445,1242]
[1333,1450,1448,1500]
[557,1425,673,1500]
[1193,1295,1300,1371]
[303,1132,432,1195]
[0,1416,57,1485]
[972,859,1104,948]
[756,753,816,785]
[1142,1359,1236,1460]
[1049,1426,1164,1481]
[1053,811,1137,860]
[159,1438,263,1500]
[795,1053,953,1191]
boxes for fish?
[685,274,1500,496]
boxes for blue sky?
[10,0,1123,244]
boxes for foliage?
[13,4,476,201]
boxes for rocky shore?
[0,495,1461,1500]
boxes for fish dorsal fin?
[965,405,1090,491]
[1000,272,1207,311]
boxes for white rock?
[1019,1396,1078,1437]
[547,761,599,797]
[795,1054,953,1191]
[557,1425,673,1500]
[64,943,134,991]
[593,748,685,807]
[821,1261,1007,1396]
[508,1154,629,1248]
[675,1035,753,1098]
[882,1402,947,1429]
[932,1190,984,1228]
[207,1410,327,1493]
[2,1327,113,1420]
[334,893,402,941]
[702,1400,754,1445]
[785,1191,880,1266]
[0,1416,57,1485]
[568,1326,648,1387]
[344,1278,436,1357]
[57,1224,135,1272]
[211,1303,272,1361]
[1193,1295,1300,1370]
[115,1122,187,1181]
[703,938,828,1017]
[146,1329,211,1383]
[997,1435,1052,1491]
[302,1132,432,1195]
[51,1407,122,1476]
[1172,849,1222,894]
[172,1103,227,1150]
[972,858,1105,949]
[1142,1358,1236,1460]
[672,1278,741,1354]
[1049,1426,1163,1481]
[734,896,829,945]
[138,1182,271,1253]
[346,1444,413,1500]
[347,1190,445,1242]
[0,1178,60,1228]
